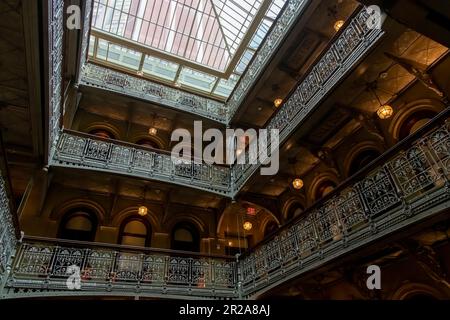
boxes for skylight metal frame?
[87,0,287,100]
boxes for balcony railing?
[232,8,386,194]
[238,118,450,297]
[51,131,232,196]
[5,238,237,299]
[2,118,449,299]
[80,63,228,124]
[0,175,17,289]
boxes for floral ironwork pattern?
[80,64,227,123]
[53,132,231,196]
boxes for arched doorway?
[118,217,151,247]
[58,208,98,242]
[171,222,200,252]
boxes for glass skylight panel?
[106,43,142,70]
[178,67,217,92]
[88,36,96,56]
[142,55,179,81]
[213,74,239,98]
[88,0,289,100]
[234,49,254,75]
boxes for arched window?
[118,217,151,247]
[59,209,97,242]
[171,222,199,252]
[89,128,116,140]
[287,202,304,221]
[399,110,437,140]
[314,180,337,202]
[264,221,278,238]
[348,149,381,177]
[136,138,160,149]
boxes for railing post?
[235,253,243,299]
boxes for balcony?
[1,116,449,300]
[80,63,228,124]
[5,238,237,299]
[51,131,232,196]
[238,117,450,298]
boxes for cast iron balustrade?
[6,238,237,299]
[80,64,228,124]
[1,117,449,299]
[51,130,232,196]
[0,175,17,289]
[238,117,450,298]
[232,8,386,194]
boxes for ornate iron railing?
[0,175,17,289]
[238,119,450,297]
[46,0,64,157]
[51,131,232,196]
[5,238,237,299]
[232,8,385,194]
[80,64,228,124]
[226,0,310,120]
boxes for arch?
[171,221,200,252]
[118,216,152,247]
[281,196,306,222]
[389,99,444,142]
[307,172,339,205]
[112,207,161,233]
[51,199,106,226]
[164,214,207,236]
[58,208,98,242]
[285,201,305,222]
[264,221,279,238]
[131,133,166,150]
[343,141,384,178]
[83,122,122,140]
[390,282,445,300]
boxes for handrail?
[248,108,450,253]
[23,236,234,260]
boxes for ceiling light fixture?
[138,206,148,216]
[274,98,283,108]
[292,178,304,190]
[334,19,345,32]
[149,127,157,136]
[243,221,253,231]
[370,83,394,119]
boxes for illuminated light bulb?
[243,221,253,231]
[292,178,304,190]
[138,206,148,216]
[334,20,345,32]
[148,127,157,136]
[274,98,283,108]
[376,105,394,119]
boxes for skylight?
[89,0,287,99]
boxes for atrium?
[0,0,449,301]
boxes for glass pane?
[88,36,96,56]
[107,43,142,70]
[96,39,108,60]
[234,49,254,74]
[178,67,217,92]
[124,220,147,235]
[214,74,239,98]
[142,55,179,81]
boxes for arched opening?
[58,208,98,242]
[403,293,438,300]
[264,221,278,238]
[89,128,116,140]
[136,138,160,149]
[398,110,438,140]
[118,217,151,247]
[348,149,381,177]
[171,222,199,252]
[286,202,304,221]
[314,180,337,202]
